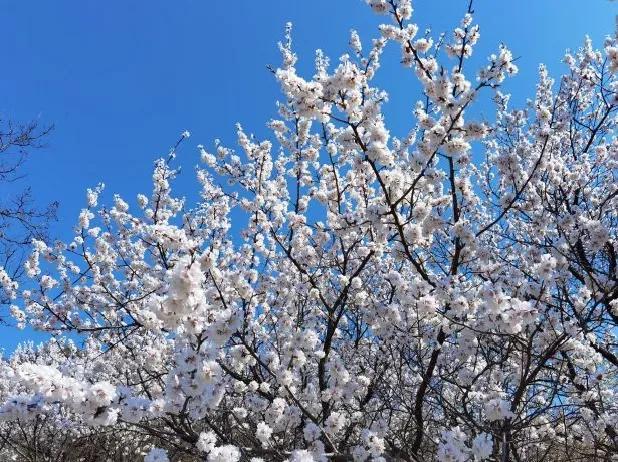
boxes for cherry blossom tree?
[1,0,617,461]
[0,339,153,461]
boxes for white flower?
[207,445,240,462]
[256,421,273,447]
[197,431,217,453]
[88,382,118,407]
[288,450,315,462]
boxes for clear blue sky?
[0,0,615,352]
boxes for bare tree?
[0,118,57,306]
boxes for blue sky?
[1,0,616,352]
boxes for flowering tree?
[1,0,617,461]
[0,340,152,461]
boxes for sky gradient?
[1,0,616,352]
